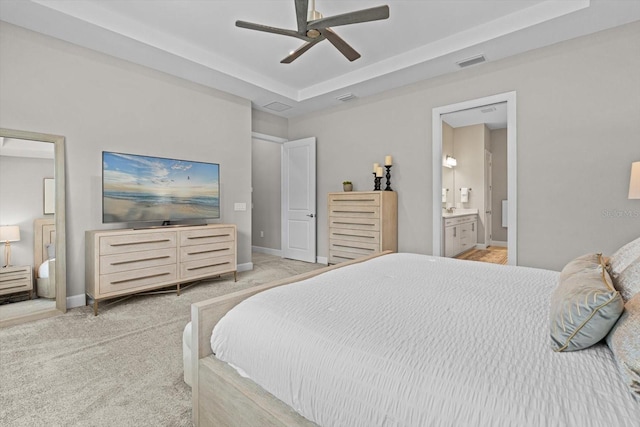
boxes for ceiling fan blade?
[308,5,389,30]
[281,36,325,64]
[236,20,309,41]
[321,28,361,62]
[294,0,309,35]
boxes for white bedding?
[38,259,52,278]
[211,253,639,426]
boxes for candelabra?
[373,172,382,191]
[384,165,393,191]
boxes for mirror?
[0,128,66,327]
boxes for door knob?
[307,213,315,218]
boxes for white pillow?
[610,236,640,280]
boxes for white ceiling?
[1,0,639,118]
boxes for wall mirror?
[0,127,66,327]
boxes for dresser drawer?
[99,265,177,295]
[329,217,380,231]
[180,241,234,262]
[100,248,177,275]
[329,239,379,255]
[0,267,33,293]
[180,254,235,279]
[99,232,176,255]
[329,205,380,219]
[329,193,380,206]
[180,227,235,247]
[328,249,376,264]
[329,228,380,245]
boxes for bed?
[34,218,56,299]
[190,250,639,426]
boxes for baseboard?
[475,244,488,250]
[490,241,508,247]
[67,293,86,309]
[252,246,282,256]
[316,256,328,265]
[237,262,253,272]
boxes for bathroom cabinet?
[443,214,477,257]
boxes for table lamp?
[0,225,21,267]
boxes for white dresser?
[328,191,397,264]
[85,224,236,315]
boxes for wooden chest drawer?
[180,241,234,263]
[329,217,380,231]
[99,264,177,295]
[99,232,176,255]
[180,254,236,279]
[329,193,380,206]
[329,205,380,219]
[0,266,32,292]
[100,248,177,275]
[329,228,380,245]
[180,227,235,247]
[329,239,379,255]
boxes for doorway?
[432,92,517,265]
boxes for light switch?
[234,202,247,211]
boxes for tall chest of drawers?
[328,191,398,264]
[86,224,236,315]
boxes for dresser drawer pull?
[334,255,356,260]
[333,210,375,214]
[334,198,376,202]
[0,276,28,283]
[187,261,230,271]
[110,272,171,285]
[332,233,375,239]
[110,256,171,266]
[0,284,24,290]
[111,239,171,247]
[333,221,376,226]
[333,244,374,251]
[188,234,230,240]
[188,248,228,255]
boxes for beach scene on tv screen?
[103,152,220,223]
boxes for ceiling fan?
[236,0,390,64]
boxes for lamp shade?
[0,225,20,242]
[630,161,640,199]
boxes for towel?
[442,188,447,203]
[460,187,469,203]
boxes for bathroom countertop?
[442,209,478,218]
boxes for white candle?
[385,155,392,166]
[376,166,383,177]
[373,162,380,172]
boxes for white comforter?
[211,253,639,426]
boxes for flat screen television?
[102,151,220,224]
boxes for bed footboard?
[191,251,391,426]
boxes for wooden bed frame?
[190,251,391,426]
[34,218,56,298]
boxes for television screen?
[102,151,220,224]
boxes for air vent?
[263,101,292,112]
[456,54,486,68]
[336,93,357,102]
[481,106,496,114]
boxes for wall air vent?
[263,101,292,112]
[481,106,496,114]
[456,54,486,68]
[336,93,357,102]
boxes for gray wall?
[289,22,640,271]
[0,156,54,268]
[251,137,282,250]
[0,22,253,303]
[491,129,508,242]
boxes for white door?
[484,150,493,247]
[282,137,316,262]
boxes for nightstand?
[0,265,33,299]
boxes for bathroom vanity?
[443,210,478,257]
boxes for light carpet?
[0,253,324,427]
